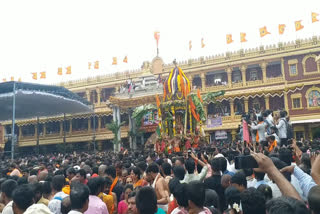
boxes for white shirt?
[48,192,69,214]
[2,201,13,214]
[24,204,53,214]
[276,118,287,139]
[68,211,83,214]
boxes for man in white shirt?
[12,184,36,214]
[68,184,90,214]
[1,179,18,214]
[183,153,208,183]
[48,175,69,214]
[276,111,288,147]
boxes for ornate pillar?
[69,120,73,136]
[113,106,121,151]
[34,124,38,140]
[244,97,249,113]
[18,126,22,140]
[260,61,267,83]
[203,104,208,119]
[60,121,63,136]
[230,99,235,121]
[308,125,313,141]
[284,92,289,116]
[43,123,46,137]
[98,116,101,131]
[240,65,247,86]
[96,88,101,105]
[264,95,270,110]
[128,111,133,149]
[226,67,232,88]
[189,75,193,91]
[281,58,285,79]
[117,107,121,149]
[231,129,237,141]
[200,73,206,92]
[97,141,103,151]
[88,118,91,132]
[86,89,91,102]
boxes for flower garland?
[171,106,175,136]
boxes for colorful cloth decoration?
[164,66,190,100]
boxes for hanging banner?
[215,130,228,140]
[207,116,222,128]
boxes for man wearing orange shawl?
[267,135,277,152]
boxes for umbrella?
[0,81,93,159]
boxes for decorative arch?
[302,54,320,75]
[305,86,320,108]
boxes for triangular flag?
[201,38,205,48]
[259,26,270,37]
[312,12,319,23]
[32,73,37,80]
[112,57,117,65]
[123,56,128,63]
[279,24,286,35]
[154,31,160,46]
[10,77,14,81]
[66,66,71,75]
[94,61,99,69]
[2,78,6,82]
[226,34,233,44]
[57,67,63,75]
[40,72,46,79]
[189,40,192,51]
[88,62,92,70]
[295,20,304,31]
[240,33,247,42]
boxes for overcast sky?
[0,0,319,84]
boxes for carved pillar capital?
[200,73,206,92]
[96,88,101,105]
[240,65,247,86]
[260,61,267,83]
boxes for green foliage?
[161,100,185,109]
[190,94,206,122]
[203,91,225,103]
[132,104,157,127]
[106,119,125,145]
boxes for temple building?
[2,36,320,153]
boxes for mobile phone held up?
[235,155,259,169]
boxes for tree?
[106,119,125,152]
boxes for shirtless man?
[145,163,169,212]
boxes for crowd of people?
[238,110,294,153]
[0,110,320,214]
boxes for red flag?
[154,31,160,46]
[40,72,46,79]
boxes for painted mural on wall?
[308,90,320,107]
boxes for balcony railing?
[246,80,263,86]
[232,82,243,88]
[266,76,284,83]
[205,84,228,92]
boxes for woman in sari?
[131,167,148,189]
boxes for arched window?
[306,87,320,108]
[302,55,320,75]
